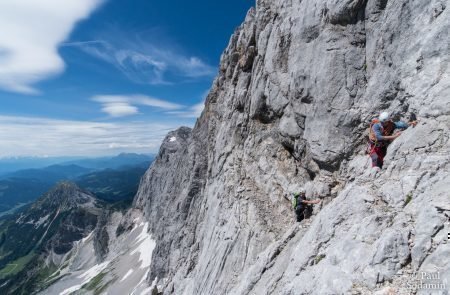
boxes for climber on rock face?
[368,111,418,169]
[291,189,321,223]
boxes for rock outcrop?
[19,1,447,294]
[0,181,157,295]
[0,182,107,294]
[134,0,449,294]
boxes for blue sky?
[0,0,253,157]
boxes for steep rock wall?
[135,0,449,294]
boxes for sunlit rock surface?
[35,0,449,294]
[133,0,449,294]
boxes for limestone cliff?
[134,0,449,294]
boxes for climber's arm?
[382,133,401,140]
[395,120,418,129]
[301,199,321,205]
[373,124,399,141]
[384,120,418,140]
[395,121,409,129]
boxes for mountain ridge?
[0,182,107,294]
[131,0,449,293]
[0,154,153,215]
[3,0,448,294]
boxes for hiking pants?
[370,145,387,168]
[295,205,312,222]
[295,205,305,222]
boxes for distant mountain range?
[76,167,148,202]
[1,164,92,182]
[60,153,153,170]
[0,153,153,215]
[0,153,153,176]
[0,156,85,176]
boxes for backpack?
[368,119,396,142]
[368,119,380,142]
[382,120,395,136]
[292,193,304,209]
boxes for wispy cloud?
[166,90,208,118]
[100,102,139,117]
[167,101,205,118]
[67,39,216,85]
[0,115,186,157]
[92,94,184,117]
[0,0,103,94]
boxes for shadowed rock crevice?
[324,0,368,26]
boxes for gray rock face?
[134,126,208,282]
[133,0,449,294]
[0,182,110,294]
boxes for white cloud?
[133,95,185,110]
[167,101,205,118]
[92,94,184,117]
[0,0,103,94]
[191,101,206,116]
[101,102,139,117]
[166,90,208,118]
[0,115,188,157]
[68,39,215,85]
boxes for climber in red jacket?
[368,112,418,169]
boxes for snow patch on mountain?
[41,210,157,294]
